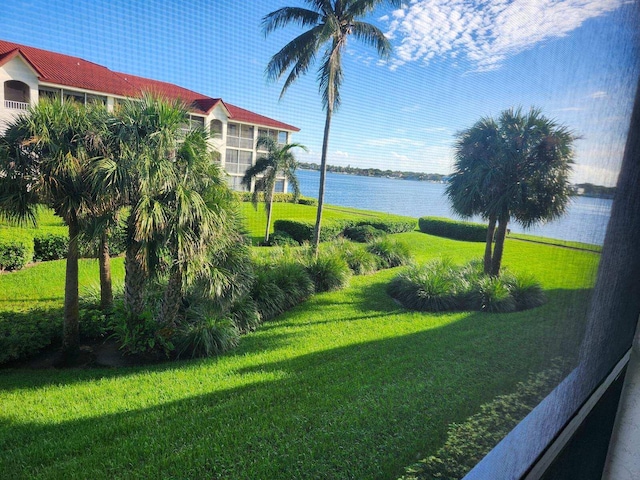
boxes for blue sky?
[3,0,638,186]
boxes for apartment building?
[0,39,299,192]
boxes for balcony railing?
[4,100,30,110]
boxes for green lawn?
[0,204,600,479]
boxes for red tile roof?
[0,39,299,131]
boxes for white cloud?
[334,150,350,158]
[384,0,625,71]
[362,137,425,147]
[588,90,608,99]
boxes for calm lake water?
[295,169,612,246]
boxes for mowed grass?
[0,205,600,479]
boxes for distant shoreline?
[298,163,447,183]
[298,164,615,196]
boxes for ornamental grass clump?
[269,261,315,309]
[251,268,288,321]
[367,237,413,268]
[175,316,240,359]
[305,249,352,292]
[502,272,547,311]
[388,259,466,312]
[388,258,546,313]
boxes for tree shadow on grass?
[0,289,592,479]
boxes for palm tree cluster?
[0,96,246,362]
[447,108,576,276]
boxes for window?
[227,122,254,149]
[4,80,30,109]
[86,94,107,105]
[227,122,239,147]
[38,87,61,101]
[63,89,85,104]
[240,124,254,149]
[226,175,247,191]
[189,115,204,129]
[274,179,285,193]
[225,149,252,175]
[257,128,287,150]
[210,119,223,137]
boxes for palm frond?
[350,21,392,58]
[262,7,322,36]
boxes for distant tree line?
[572,183,616,198]
[298,162,447,182]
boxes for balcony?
[4,100,29,110]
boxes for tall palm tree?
[263,0,398,250]
[242,135,307,243]
[447,108,575,276]
[0,99,107,359]
[447,117,502,274]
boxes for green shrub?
[400,360,568,480]
[0,309,63,365]
[268,230,300,246]
[418,217,487,242]
[336,242,380,275]
[305,251,352,292]
[344,225,385,243]
[175,317,240,359]
[367,237,413,268]
[236,192,305,204]
[297,196,318,206]
[476,276,517,313]
[33,234,68,261]
[503,272,547,311]
[388,260,466,312]
[0,241,30,271]
[108,309,174,356]
[228,295,262,334]
[273,219,352,243]
[388,259,545,313]
[357,219,416,234]
[270,262,315,309]
[251,269,287,321]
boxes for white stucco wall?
[0,56,39,131]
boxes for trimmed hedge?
[273,219,353,243]
[33,234,68,262]
[343,225,385,243]
[0,241,30,271]
[236,192,317,206]
[274,217,415,244]
[400,360,568,480]
[357,219,416,234]
[418,216,487,242]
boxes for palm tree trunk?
[157,264,183,326]
[124,216,146,317]
[490,216,509,277]
[98,230,113,311]
[265,185,275,244]
[62,215,80,360]
[484,214,497,274]
[313,106,333,253]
